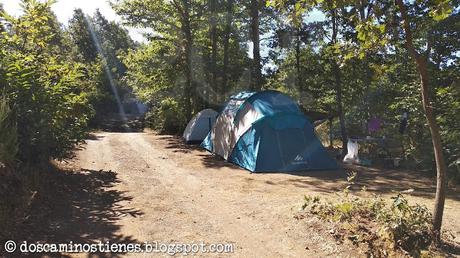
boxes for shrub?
[0,164,43,242]
[0,97,18,168]
[0,98,21,241]
[301,190,432,256]
[146,97,186,134]
[0,1,94,161]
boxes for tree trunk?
[181,0,193,120]
[250,0,262,90]
[334,62,347,155]
[396,0,448,244]
[222,0,233,102]
[209,0,218,104]
[329,117,334,148]
[295,28,301,91]
[331,8,347,155]
[357,2,371,131]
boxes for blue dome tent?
[201,90,338,172]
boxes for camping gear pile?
[343,136,405,168]
[183,90,338,172]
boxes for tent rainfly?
[201,90,338,172]
[183,109,219,144]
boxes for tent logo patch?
[292,155,308,165]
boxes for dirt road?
[71,131,351,257]
[39,131,459,257]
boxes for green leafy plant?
[301,192,432,256]
[0,97,18,168]
[0,0,94,161]
[145,97,186,134]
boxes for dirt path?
[72,131,350,257]
[35,131,460,257]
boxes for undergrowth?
[299,171,433,257]
[0,166,38,242]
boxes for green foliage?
[0,0,94,161]
[67,8,136,124]
[428,0,453,21]
[122,42,178,105]
[67,9,99,62]
[0,97,18,167]
[438,83,460,182]
[268,0,460,185]
[145,97,185,134]
[113,0,254,129]
[302,192,433,256]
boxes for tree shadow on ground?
[159,135,460,202]
[85,133,105,141]
[347,164,460,201]
[261,165,460,201]
[198,154,243,169]
[73,133,105,153]
[158,135,245,170]
[159,135,203,154]
[94,113,145,133]
[260,169,349,193]
[442,240,460,256]
[7,165,143,258]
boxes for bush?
[0,164,45,242]
[0,98,21,241]
[0,97,18,168]
[300,184,433,256]
[145,97,186,134]
[0,1,94,162]
[0,172,27,241]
